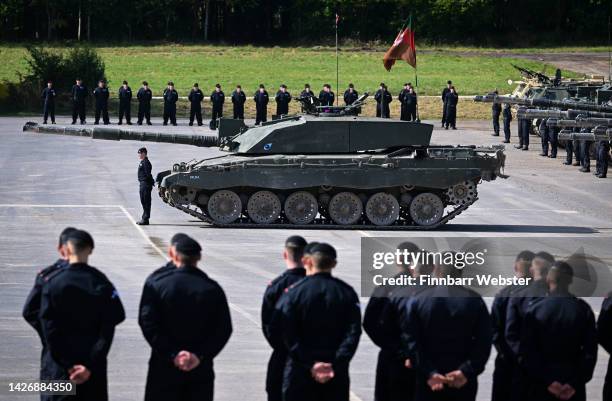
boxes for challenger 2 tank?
[22,95,506,229]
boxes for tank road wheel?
[366,192,400,226]
[329,192,363,225]
[409,193,445,226]
[207,190,242,224]
[284,191,318,225]
[247,191,282,224]
[446,181,477,205]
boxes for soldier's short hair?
[215,83,221,88]
[349,83,354,88]
[236,84,241,88]
[138,147,147,155]
[142,81,149,85]
[194,83,199,87]
[123,80,128,85]
[516,250,535,262]
[447,80,452,85]
[66,229,95,252]
[304,83,310,88]
[549,261,573,288]
[280,84,287,89]
[285,236,307,263]
[167,81,174,86]
[535,251,555,265]
[259,84,265,89]
[323,84,330,89]
[58,227,77,247]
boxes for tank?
[22,96,506,229]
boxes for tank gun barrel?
[22,122,220,147]
[517,109,612,120]
[474,93,612,113]
[558,128,612,141]
[547,117,612,129]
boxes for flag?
[336,13,340,27]
[383,15,417,71]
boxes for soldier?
[502,103,512,143]
[188,83,204,127]
[139,235,232,401]
[41,81,56,124]
[270,243,361,401]
[93,80,110,125]
[580,134,592,173]
[491,90,501,136]
[444,86,458,129]
[404,87,418,122]
[301,84,316,100]
[563,127,582,166]
[137,81,153,126]
[275,84,292,117]
[145,233,188,282]
[40,229,125,401]
[319,84,335,107]
[137,147,154,225]
[261,236,308,401]
[163,81,178,126]
[399,83,410,121]
[594,138,609,178]
[71,78,88,125]
[401,261,492,401]
[520,262,598,401]
[539,118,550,157]
[118,80,132,125]
[344,83,359,106]
[231,85,246,119]
[548,124,559,158]
[441,80,452,127]
[490,251,534,401]
[254,84,269,125]
[210,83,225,130]
[375,83,392,119]
[598,291,612,401]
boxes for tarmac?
[0,116,610,401]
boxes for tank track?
[166,196,477,230]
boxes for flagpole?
[336,14,339,106]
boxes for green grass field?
[0,44,584,97]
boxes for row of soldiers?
[22,228,612,401]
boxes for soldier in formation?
[319,84,335,107]
[137,81,153,125]
[188,83,204,126]
[137,147,154,225]
[275,84,292,117]
[118,80,132,125]
[71,78,88,125]
[375,83,392,119]
[210,83,225,129]
[441,80,452,127]
[231,85,246,119]
[343,83,359,106]
[399,83,417,122]
[41,81,57,124]
[491,90,501,136]
[93,80,110,125]
[254,84,269,125]
[444,86,458,129]
[502,103,512,143]
[162,81,178,126]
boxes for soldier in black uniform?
[301,84,315,100]
[404,87,418,122]
[401,262,492,401]
[39,229,125,401]
[93,80,110,125]
[71,78,88,125]
[344,83,359,106]
[598,291,612,401]
[231,85,246,119]
[520,262,598,401]
[270,243,361,401]
[188,83,204,126]
[539,118,550,157]
[137,147,154,225]
[210,83,225,130]
[254,84,269,125]
[444,86,459,129]
[502,103,512,143]
[144,233,188,284]
[319,84,335,107]
[139,235,232,401]
[490,251,534,401]
[441,81,452,127]
[375,83,392,119]
[261,236,308,401]
[118,80,132,125]
[563,127,582,166]
[580,133,593,173]
[594,138,609,178]
[163,81,178,126]
[275,84,291,117]
[41,81,57,124]
[137,81,153,125]
[491,90,501,136]
[399,83,410,121]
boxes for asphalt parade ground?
[0,116,611,401]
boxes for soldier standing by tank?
[41,81,56,124]
[254,84,269,125]
[301,84,315,100]
[231,85,246,119]
[71,78,88,125]
[210,84,225,130]
[399,83,410,121]
[548,125,558,158]
[39,229,125,401]
[275,84,291,117]
[93,80,110,125]
[444,86,458,129]
[491,90,501,136]
[137,147,154,225]
[188,83,204,127]
[270,243,361,401]
[539,118,550,157]
[163,81,178,126]
[137,81,153,125]
[515,113,531,151]
[563,127,582,166]
[441,80,452,127]
[598,291,612,401]
[139,235,232,401]
[404,86,418,122]
[319,84,335,107]
[594,138,609,178]
[261,236,308,401]
[502,103,512,143]
[118,80,132,125]
[520,262,598,401]
[344,83,359,106]
[580,133,592,173]
[375,83,392,119]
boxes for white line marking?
[117,205,167,260]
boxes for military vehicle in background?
[22,95,506,229]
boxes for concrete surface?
[0,116,610,401]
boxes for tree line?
[1,0,610,45]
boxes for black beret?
[285,235,307,249]
[168,81,174,85]
[123,80,128,85]
[304,83,310,88]
[59,227,77,246]
[138,147,147,154]
[259,84,265,89]
[142,81,148,85]
[348,83,354,88]
[236,84,242,88]
[215,83,221,88]
[311,242,336,260]
[170,233,189,246]
[194,83,199,87]
[447,80,452,84]
[303,242,319,255]
[175,236,202,257]
[67,229,95,249]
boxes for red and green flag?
[383,15,417,71]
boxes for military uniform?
[40,262,125,401]
[93,86,110,125]
[138,156,154,223]
[598,292,612,401]
[261,267,306,401]
[539,118,550,156]
[580,134,593,172]
[403,92,417,122]
[118,85,132,124]
[444,91,458,129]
[137,87,153,125]
[275,90,292,117]
[594,139,610,178]
[520,118,531,149]
[71,84,88,124]
[564,127,582,165]
[375,89,392,118]
[270,272,361,401]
[231,90,246,119]
[139,266,232,401]
[210,89,225,129]
[441,87,451,126]
[319,90,335,107]
[41,87,57,124]
[254,90,269,125]
[502,105,512,143]
[188,88,204,126]
[492,102,501,136]
[163,88,179,126]
[344,89,358,106]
